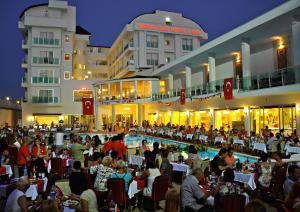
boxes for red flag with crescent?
[82,97,94,115]
[224,78,233,100]
[180,88,186,105]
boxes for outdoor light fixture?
[6,97,10,101]
[165,17,171,23]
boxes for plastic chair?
[49,158,64,177]
[216,194,246,212]
[107,178,129,211]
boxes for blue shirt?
[181,175,204,211]
[110,172,132,191]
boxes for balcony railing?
[33,37,60,45]
[152,66,300,101]
[32,96,59,104]
[32,76,59,84]
[32,57,59,65]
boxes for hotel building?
[93,0,300,136]
[19,0,205,128]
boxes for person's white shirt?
[4,189,25,212]
[13,141,21,149]
[80,189,99,212]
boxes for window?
[64,53,70,60]
[73,90,93,102]
[39,89,53,97]
[146,35,158,48]
[65,35,69,42]
[146,53,158,66]
[165,39,170,46]
[64,71,70,80]
[39,70,53,77]
[90,48,93,53]
[165,57,171,63]
[40,32,54,39]
[40,51,54,64]
[98,48,102,53]
[182,38,193,51]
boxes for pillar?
[138,103,142,127]
[168,73,174,91]
[112,104,116,129]
[292,18,300,67]
[208,56,216,82]
[185,66,192,89]
[296,103,300,136]
[120,81,123,101]
[241,41,251,89]
[244,106,251,136]
[94,89,100,130]
[210,109,215,129]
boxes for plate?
[63,199,79,207]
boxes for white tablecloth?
[129,128,137,132]
[128,155,144,166]
[2,165,13,177]
[285,146,300,155]
[186,134,193,140]
[176,132,183,138]
[253,143,267,153]
[128,180,140,199]
[170,162,191,174]
[168,131,173,137]
[233,139,245,146]
[234,172,256,190]
[199,135,208,142]
[25,184,38,200]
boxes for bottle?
[109,200,115,212]
[49,185,56,200]
[24,166,28,176]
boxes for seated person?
[285,182,300,210]
[181,168,213,212]
[110,160,132,191]
[211,148,231,176]
[39,199,60,212]
[69,161,88,195]
[284,165,300,196]
[258,154,272,187]
[188,145,200,161]
[70,184,99,212]
[110,150,119,168]
[224,147,235,167]
[139,159,161,197]
[218,169,242,195]
[4,176,30,212]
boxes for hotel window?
[73,90,93,102]
[40,51,54,64]
[182,38,193,51]
[64,53,70,60]
[39,70,53,77]
[277,47,287,70]
[146,35,158,48]
[146,53,158,66]
[39,89,53,98]
[165,57,171,63]
[90,48,93,53]
[160,80,166,94]
[165,39,171,46]
[65,35,69,42]
[98,48,102,53]
[64,71,70,80]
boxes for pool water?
[124,134,258,163]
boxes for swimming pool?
[124,134,258,163]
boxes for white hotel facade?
[20,0,300,136]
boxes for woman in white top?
[139,160,161,197]
[5,176,30,212]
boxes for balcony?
[32,57,59,65]
[22,40,28,49]
[32,96,59,104]
[152,66,300,101]
[21,77,28,87]
[33,37,60,46]
[21,58,28,69]
[32,76,59,84]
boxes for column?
[208,56,216,82]
[210,108,215,129]
[169,111,172,125]
[187,112,191,126]
[134,80,137,99]
[296,103,300,136]
[241,41,251,89]
[112,104,116,130]
[185,66,191,88]
[138,103,142,127]
[94,90,100,130]
[292,17,300,67]
[108,83,111,100]
[120,81,123,101]
[244,106,251,136]
[168,73,174,91]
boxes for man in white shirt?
[283,165,300,196]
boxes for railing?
[33,37,60,45]
[32,57,59,65]
[152,66,300,101]
[32,96,59,104]
[32,76,59,84]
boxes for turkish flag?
[180,88,186,105]
[82,97,94,115]
[224,78,233,100]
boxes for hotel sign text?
[137,23,201,36]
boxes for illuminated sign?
[137,23,201,36]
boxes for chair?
[143,175,169,211]
[216,194,246,212]
[107,178,129,211]
[49,158,64,177]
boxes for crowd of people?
[1,122,300,211]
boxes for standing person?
[18,137,31,176]
[225,147,235,167]
[181,168,214,212]
[160,149,172,176]
[258,154,272,188]
[4,176,30,212]
[211,148,231,176]
[72,136,86,166]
